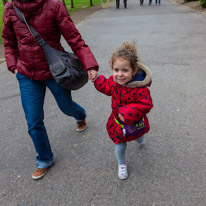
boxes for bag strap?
[114,117,145,128]
[13,4,46,46]
[114,118,124,128]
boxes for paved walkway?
[0,0,206,205]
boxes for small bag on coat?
[123,118,146,136]
[115,117,146,136]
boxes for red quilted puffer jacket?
[2,0,98,80]
[94,63,153,144]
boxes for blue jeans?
[16,72,86,168]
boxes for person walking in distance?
[140,0,144,6]
[2,0,99,180]
[116,0,120,8]
[124,0,127,8]
[91,41,153,180]
[116,0,127,9]
[155,0,161,5]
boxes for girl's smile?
[112,57,136,86]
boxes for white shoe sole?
[76,126,87,132]
[32,169,48,180]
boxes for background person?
[140,0,144,6]
[116,0,127,9]
[156,0,161,5]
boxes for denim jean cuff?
[36,155,54,168]
[76,112,87,122]
[135,135,145,144]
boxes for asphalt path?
[0,0,206,205]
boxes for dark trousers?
[116,0,120,8]
[116,0,127,8]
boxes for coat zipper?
[119,85,122,106]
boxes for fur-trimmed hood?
[126,63,152,88]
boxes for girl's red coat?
[94,64,153,144]
[2,0,98,79]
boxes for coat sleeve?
[94,75,113,96]
[119,87,153,125]
[55,1,99,72]
[2,3,19,73]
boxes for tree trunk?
[90,0,93,6]
[2,0,8,6]
[62,0,66,7]
[71,0,74,8]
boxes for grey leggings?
[115,136,144,164]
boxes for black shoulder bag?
[13,5,88,90]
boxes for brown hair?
[110,41,139,72]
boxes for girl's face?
[112,57,136,86]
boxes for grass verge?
[0,0,101,44]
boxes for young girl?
[92,41,153,180]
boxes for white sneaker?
[118,163,128,180]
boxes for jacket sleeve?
[2,3,19,72]
[94,75,113,96]
[55,1,99,72]
[119,87,153,125]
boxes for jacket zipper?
[119,85,122,106]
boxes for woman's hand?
[14,69,18,74]
[87,70,98,82]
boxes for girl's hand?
[118,113,125,122]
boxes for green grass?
[0,0,101,44]
[66,0,101,15]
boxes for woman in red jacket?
[2,0,98,180]
[93,41,153,180]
